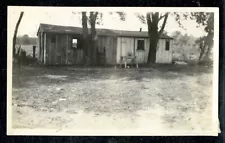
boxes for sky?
[8,7,209,38]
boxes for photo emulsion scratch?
[7,6,220,136]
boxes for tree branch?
[146,13,152,36]
[155,12,159,22]
[94,12,98,20]
[146,13,151,24]
[151,13,154,22]
[135,13,146,24]
[158,13,167,21]
[82,12,88,38]
[90,12,98,24]
[114,12,126,21]
[158,13,169,35]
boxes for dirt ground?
[11,65,214,134]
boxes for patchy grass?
[12,65,213,132]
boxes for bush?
[198,59,213,67]
[14,48,39,66]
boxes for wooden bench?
[120,56,138,68]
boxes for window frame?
[165,40,170,51]
[137,39,145,51]
[72,38,78,49]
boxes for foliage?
[193,13,214,63]
[171,31,199,62]
[172,32,196,47]
[16,34,37,45]
[114,12,127,21]
[173,12,214,64]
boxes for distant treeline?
[16,34,37,45]
[171,31,201,62]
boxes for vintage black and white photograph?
[7,7,219,136]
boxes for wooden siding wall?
[38,33,172,65]
[46,34,56,64]
[37,33,41,61]
[44,33,83,65]
[67,35,75,64]
[39,32,43,63]
[135,38,149,63]
[98,36,117,65]
[116,37,149,64]
[44,33,47,64]
[156,39,173,63]
[117,37,134,64]
[39,32,45,63]
[116,37,172,64]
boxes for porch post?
[33,45,36,59]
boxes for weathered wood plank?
[61,35,65,64]
[37,34,40,61]
[44,33,47,64]
[116,37,120,64]
[55,34,57,64]
[133,38,136,58]
[47,34,50,64]
[39,33,41,61]
[40,32,43,63]
[52,35,56,64]
[112,37,117,64]
[66,35,69,64]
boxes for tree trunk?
[17,45,21,67]
[82,12,89,66]
[13,12,24,58]
[147,15,159,64]
[199,49,204,61]
[90,12,98,66]
[148,35,159,63]
[203,34,213,61]
[198,40,206,62]
[203,46,210,61]
[146,12,168,64]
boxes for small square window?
[72,39,77,49]
[137,40,145,50]
[165,41,170,51]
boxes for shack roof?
[37,23,173,39]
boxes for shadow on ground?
[12,64,212,89]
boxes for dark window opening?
[51,36,56,43]
[165,41,170,51]
[137,40,145,50]
[72,38,78,49]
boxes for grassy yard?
[11,65,213,133]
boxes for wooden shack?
[37,23,173,65]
